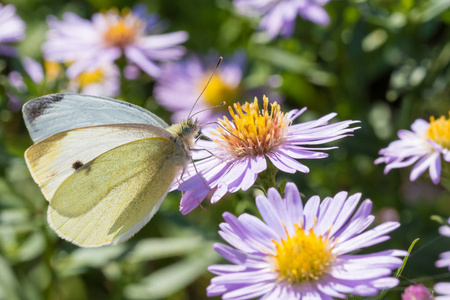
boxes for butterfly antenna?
[190,101,226,119]
[187,57,223,120]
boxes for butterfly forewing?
[23,94,169,143]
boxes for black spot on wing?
[72,160,84,170]
[24,94,64,122]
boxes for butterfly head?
[167,118,199,149]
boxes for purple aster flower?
[233,0,331,39]
[154,53,245,123]
[0,3,25,56]
[402,284,433,300]
[42,7,188,78]
[207,182,407,299]
[434,218,450,300]
[375,115,450,185]
[8,57,120,97]
[435,283,450,300]
[177,96,359,214]
[8,58,64,88]
[6,57,45,110]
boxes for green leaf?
[54,245,126,277]
[419,0,450,22]
[55,237,208,277]
[14,232,46,263]
[372,238,419,300]
[250,45,336,86]
[0,255,22,300]
[124,243,220,300]
[125,236,205,263]
[394,238,420,279]
[362,29,388,52]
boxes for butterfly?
[23,94,199,247]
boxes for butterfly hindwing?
[25,124,170,201]
[48,136,182,247]
[23,94,169,143]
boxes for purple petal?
[125,46,161,77]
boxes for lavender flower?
[177,96,359,214]
[154,54,245,123]
[207,182,407,299]
[233,0,331,39]
[42,8,188,78]
[375,114,450,184]
[8,57,120,97]
[401,284,433,300]
[435,283,450,300]
[435,218,450,300]
[0,3,26,56]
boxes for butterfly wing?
[46,132,183,247]
[25,124,172,202]
[23,94,169,143]
[47,136,181,247]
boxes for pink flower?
[401,284,432,300]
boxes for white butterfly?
[23,94,199,247]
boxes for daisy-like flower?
[401,284,432,300]
[233,0,331,39]
[0,3,26,56]
[177,96,359,214]
[154,53,245,123]
[8,57,120,98]
[42,7,188,78]
[207,182,407,299]
[375,114,450,184]
[434,218,450,300]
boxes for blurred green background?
[1,0,450,299]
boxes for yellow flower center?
[103,9,143,47]
[77,69,104,88]
[426,112,450,149]
[201,75,239,107]
[214,96,289,157]
[271,224,335,284]
[44,61,63,81]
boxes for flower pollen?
[103,9,142,47]
[271,224,335,284]
[44,61,63,81]
[427,112,450,149]
[214,95,288,157]
[77,68,104,88]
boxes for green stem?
[373,238,419,300]
[255,158,278,195]
[440,161,450,193]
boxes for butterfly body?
[23,94,199,247]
